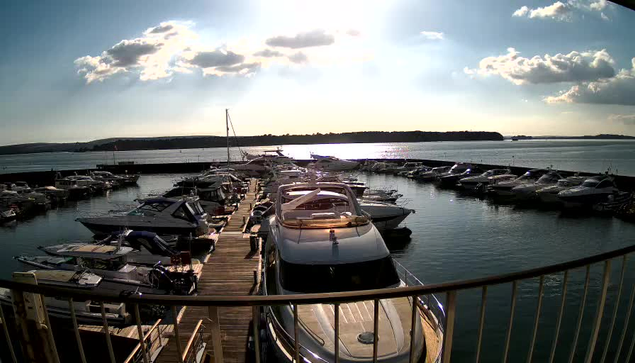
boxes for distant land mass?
[0,131,503,155]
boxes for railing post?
[373,299,380,363]
[601,256,627,363]
[334,303,340,363]
[569,265,591,363]
[442,291,457,363]
[293,304,300,363]
[409,296,418,363]
[100,302,117,363]
[0,304,18,363]
[527,275,545,363]
[584,260,611,363]
[549,270,569,363]
[171,306,184,363]
[68,299,87,363]
[475,286,487,363]
[134,304,150,363]
[502,281,518,363]
[253,306,261,363]
[208,306,224,363]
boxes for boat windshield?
[129,201,173,216]
[279,257,400,293]
[582,180,600,188]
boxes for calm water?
[1,169,635,361]
[1,139,635,176]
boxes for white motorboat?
[414,166,451,182]
[361,188,402,203]
[263,182,443,363]
[558,176,622,208]
[0,270,131,326]
[77,197,210,237]
[510,170,564,201]
[487,169,547,198]
[360,200,414,231]
[536,176,587,204]
[311,156,359,171]
[232,157,273,176]
[54,177,91,199]
[18,242,197,294]
[1,208,17,223]
[459,169,514,191]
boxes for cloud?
[74,21,197,83]
[420,31,444,41]
[464,48,615,85]
[590,0,607,10]
[265,29,335,49]
[544,58,635,105]
[253,49,284,57]
[512,1,571,21]
[187,50,245,68]
[513,0,612,21]
[346,29,361,37]
[288,52,308,64]
[608,114,635,124]
[149,23,174,34]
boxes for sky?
[1,0,635,145]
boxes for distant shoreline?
[0,131,503,156]
[1,132,634,156]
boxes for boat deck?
[156,179,261,363]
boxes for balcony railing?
[2,243,635,362]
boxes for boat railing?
[2,243,635,362]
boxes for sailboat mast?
[226,108,230,166]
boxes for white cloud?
[420,31,444,40]
[75,23,361,83]
[545,58,635,105]
[513,0,610,21]
[265,29,335,49]
[590,0,607,10]
[608,114,635,124]
[512,1,572,21]
[464,48,615,85]
[75,21,197,83]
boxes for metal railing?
[2,243,635,362]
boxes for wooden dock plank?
[157,179,261,363]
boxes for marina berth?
[487,168,548,198]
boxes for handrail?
[123,318,163,363]
[3,243,635,306]
[182,319,203,362]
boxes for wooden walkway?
[157,180,260,363]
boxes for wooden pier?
[156,180,261,363]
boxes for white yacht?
[18,242,198,295]
[414,166,451,182]
[232,157,273,176]
[458,169,514,191]
[311,157,360,171]
[558,176,621,208]
[536,176,587,204]
[510,170,564,201]
[487,169,547,198]
[263,182,443,363]
[359,200,414,232]
[0,270,130,325]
